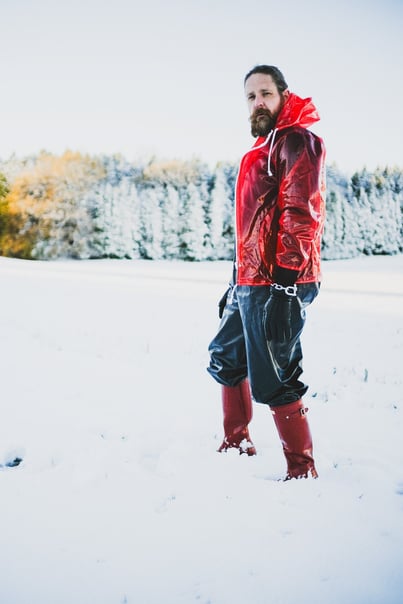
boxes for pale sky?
[1,0,402,173]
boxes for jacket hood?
[275,92,320,130]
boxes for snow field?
[0,255,402,604]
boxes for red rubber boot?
[217,379,257,456]
[271,399,318,479]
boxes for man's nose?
[254,96,265,108]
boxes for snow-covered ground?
[0,254,402,604]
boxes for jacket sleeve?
[274,129,325,272]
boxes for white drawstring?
[267,127,278,176]
[237,127,278,181]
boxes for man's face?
[245,73,289,137]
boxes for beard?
[249,108,277,137]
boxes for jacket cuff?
[273,266,299,286]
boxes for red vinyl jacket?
[235,93,326,286]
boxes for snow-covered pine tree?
[369,168,401,254]
[137,183,164,259]
[208,163,235,260]
[161,184,181,259]
[322,165,361,259]
[86,179,142,259]
[178,181,206,261]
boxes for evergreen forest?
[0,152,401,261]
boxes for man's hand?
[263,284,301,343]
[218,287,231,319]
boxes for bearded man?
[207,65,326,480]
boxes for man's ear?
[283,89,290,100]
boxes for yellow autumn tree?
[0,172,11,247]
[0,151,106,259]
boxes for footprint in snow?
[0,448,25,470]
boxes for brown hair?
[244,65,288,93]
